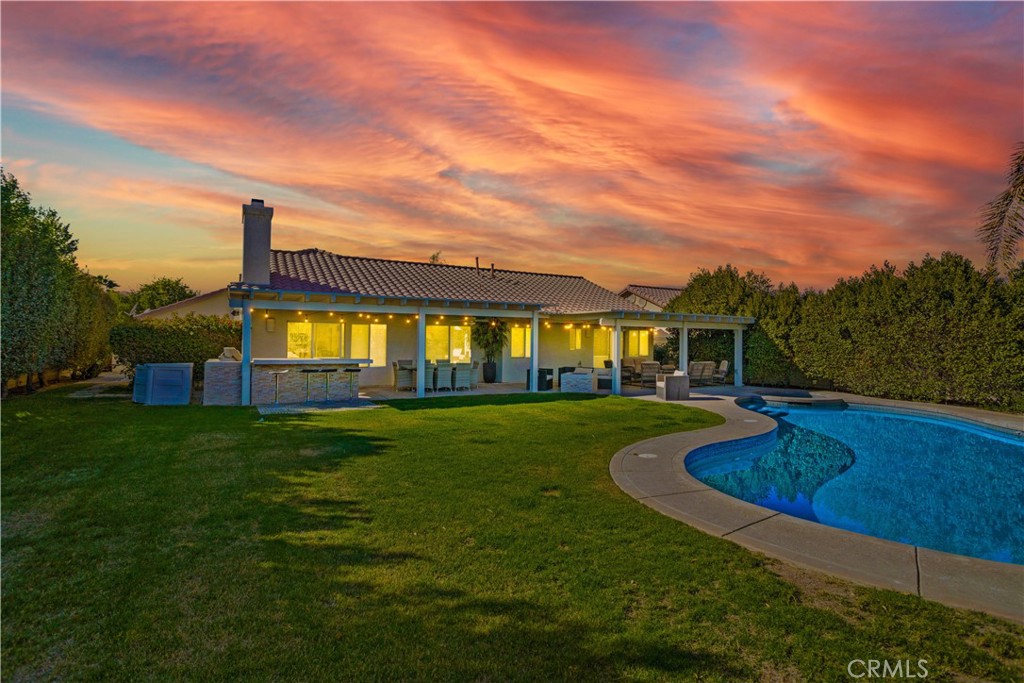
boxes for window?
[450,325,472,363]
[568,327,583,351]
[626,329,650,357]
[287,322,312,359]
[314,322,342,358]
[510,325,532,358]
[350,323,387,367]
[426,326,449,362]
[287,321,344,358]
[593,328,611,367]
[425,325,473,363]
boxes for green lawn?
[2,388,1021,681]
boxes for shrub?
[666,256,1022,410]
[110,314,241,384]
[790,254,1024,411]
[66,274,118,378]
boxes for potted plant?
[471,318,510,383]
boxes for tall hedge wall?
[2,171,117,390]
[790,254,1023,411]
[666,257,1024,411]
[110,314,241,384]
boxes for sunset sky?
[2,2,1021,293]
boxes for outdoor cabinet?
[132,364,151,403]
[133,362,193,405]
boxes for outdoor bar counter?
[202,356,372,406]
[250,358,371,405]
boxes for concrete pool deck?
[610,389,1024,624]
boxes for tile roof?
[619,284,684,309]
[269,249,644,314]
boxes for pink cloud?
[1,2,1020,292]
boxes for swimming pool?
[685,402,1024,564]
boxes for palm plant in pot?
[471,318,510,383]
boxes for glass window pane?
[593,328,610,367]
[350,324,369,359]
[640,330,650,356]
[369,323,387,367]
[568,328,583,351]
[450,326,472,363]
[313,322,342,358]
[287,322,312,358]
[426,326,449,362]
[511,327,530,358]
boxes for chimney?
[490,263,495,278]
[242,198,273,286]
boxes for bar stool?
[300,368,319,402]
[343,367,361,400]
[320,368,338,401]
[269,369,289,404]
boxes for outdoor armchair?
[656,372,689,401]
[435,362,454,391]
[639,361,661,387]
[392,360,414,391]
[453,363,473,391]
[712,360,729,384]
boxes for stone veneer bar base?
[202,361,362,406]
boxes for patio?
[360,381,660,401]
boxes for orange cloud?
[1,2,1020,292]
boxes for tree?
[978,141,1024,275]
[428,251,446,264]
[1,170,79,390]
[665,265,804,386]
[124,276,198,313]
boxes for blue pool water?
[685,403,1024,564]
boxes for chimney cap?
[250,198,264,206]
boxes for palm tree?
[978,142,1024,275]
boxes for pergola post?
[416,308,427,398]
[611,321,622,395]
[680,322,688,373]
[240,303,252,405]
[733,327,744,387]
[529,311,540,392]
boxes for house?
[617,285,686,346]
[135,288,232,321]
[618,285,684,312]
[163,199,753,404]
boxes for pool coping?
[609,391,1024,624]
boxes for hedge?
[110,314,241,384]
[666,258,1024,411]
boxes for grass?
[2,387,1021,681]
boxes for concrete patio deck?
[612,388,1024,623]
[360,381,658,401]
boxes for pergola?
[546,309,754,395]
